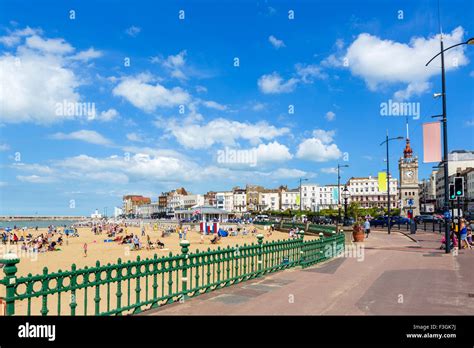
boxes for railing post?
[319,233,325,262]
[257,234,264,275]
[0,253,19,316]
[180,240,190,299]
[299,230,305,266]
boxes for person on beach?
[83,242,88,257]
[364,219,371,239]
[141,225,145,237]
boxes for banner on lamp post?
[423,121,442,163]
[378,172,387,192]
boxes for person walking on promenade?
[363,219,371,239]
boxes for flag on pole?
[378,172,387,192]
[296,194,300,205]
[422,121,442,163]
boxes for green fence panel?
[1,232,345,316]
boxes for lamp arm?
[425,42,466,67]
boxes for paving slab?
[142,230,474,315]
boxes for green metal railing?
[0,233,344,316]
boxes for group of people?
[440,218,473,251]
[288,228,302,239]
[0,225,73,254]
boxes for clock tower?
[398,132,419,218]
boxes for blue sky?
[0,0,473,215]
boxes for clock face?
[404,169,415,183]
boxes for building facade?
[280,188,299,211]
[435,151,474,208]
[246,184,264,211]
[258,190,280,211]
[398,138,419,217]
[232,187,247,213]
[347,176,398,209]
[122,195,151,215]
[216,191,234,212]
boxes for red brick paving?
[142,229,474,315]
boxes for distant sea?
[0,220,80,229]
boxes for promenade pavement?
[143,229,474,315]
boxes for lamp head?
[466,38,474,45]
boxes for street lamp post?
[337,164,349,224]
[426,36,473,253]
[380,133,404,235]
[342,185,350,221]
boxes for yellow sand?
[0,224,315,315]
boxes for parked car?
[391,216,411,225]
[312,216,332,225]
[342,217,355,226]
[414,215,441,224]
[370,217,388,227]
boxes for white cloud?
[267,168,308,179]
[12,163,53,174]
[163,117,290,149]
[296,129,342,162]
[0,50,80,124]
[329,26,469,100]
[252,102,266,111]
[0,28,101,124]
[97,108,118,122]
[321,167,338,174]
[258,63,327,94]
[0,27,41,47]
[55,153,224,184]
[70,48,103,61]
[325,111,336,121]
[112,74,190,112]
[125,26,141,37]
[268,35,285,49]
[126,133,143,142]
[25,35,74,55]
[0,144,10,151]
[196,85,207,93]
[254,141,293,163]
[51,130,112,146]
[17,175,55,184]
[257,72,298,94]
[152,50,188,80]
[312,129,336,144]
[202,100,227,111]
[295,63,327,82]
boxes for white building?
[467,169,474,201]
[136,203,161,218]
[258,191,280,211]
[347,176,399,209]
[435,151,474,208]
[280,188,299,210]
[91,209,102,219]
[114,207,123,218]
[232,188,247,213]
[182,194,204,209]
[216,191,234,212]
[301,184,340,211]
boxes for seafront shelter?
[174,205,230,222]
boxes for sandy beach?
[1,224,308,276]
[0,223,315,315]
